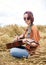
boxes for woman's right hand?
[22,38,27,43]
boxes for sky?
[0,0,46,26]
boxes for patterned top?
[26,24,33,38]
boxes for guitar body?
[6,39,39,55]
[6,39,24,49]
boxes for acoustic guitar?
[6,39,38,51]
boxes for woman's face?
[24,13,31,26]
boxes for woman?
[10,11,40,58]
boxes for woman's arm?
[32,25,40,43]
[18,28,28,39]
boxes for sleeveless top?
[25,24,33,38]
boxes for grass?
[0,24,46,65]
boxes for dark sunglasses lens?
[27,17,30,20]
[24,17,26,20]
[24,17,30,21]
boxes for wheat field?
[0,24,46,65]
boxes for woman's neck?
[29,23,33,27]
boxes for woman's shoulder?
[32,25,38,31]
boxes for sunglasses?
[24,17,30,21]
